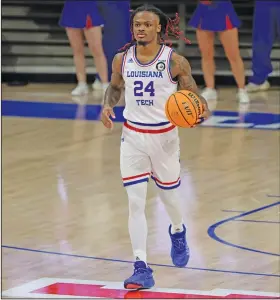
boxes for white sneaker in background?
[92,79,103,90]
[71,82,89,96]
[245,81,270,93]
[201,88,218,101]
[92,79,109,95]
[237,88,250,103]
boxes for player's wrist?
[103,103,113,110]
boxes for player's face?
[133,11,161,44]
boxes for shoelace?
[172,237,186,252]
[134,267,149,275]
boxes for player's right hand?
[101,105,115,129]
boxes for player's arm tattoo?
[103,54,125,108]
[103,79,124,108]
[171,54,208,106]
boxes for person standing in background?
[188,0,249,103]
[93,1,131,91]
[59,0,109,96]
[246,1,280,92]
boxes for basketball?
[165,90,204,128]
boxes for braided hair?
[119,4,191,52]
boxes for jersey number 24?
[134,81,155,97]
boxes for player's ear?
[157,24,161,33]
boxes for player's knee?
[126,183,147,216]
[129,198,145,217]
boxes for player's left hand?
[101,105,115,129]
[194,104,211,126]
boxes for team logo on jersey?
[156,61,165,72]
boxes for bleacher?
[2,0,280,85]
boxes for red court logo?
[2,278,280,299]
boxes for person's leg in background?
[219,28,249,103]
[93,1,131,92]
[188,3,218,102]
[65,28,88,95]
[84,24,109,94]
[59,1,108,96]
[84,1,109,96]
[215,1,249,103]
[246,1,279,92]
[196,30,217,101]
[60,1,89,95]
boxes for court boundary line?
[208,201,280,257]
[2,244,279,278]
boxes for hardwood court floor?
[2,84,280,298]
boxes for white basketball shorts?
[120,120,181,190]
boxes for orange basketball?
[165,90,204,128]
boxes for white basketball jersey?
[121,44,178,124]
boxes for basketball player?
[101,4,211,289]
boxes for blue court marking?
[1,100,124,122]
[208,201,280,257]
[2,100,280,130]
[2,245,279,278]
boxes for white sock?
[135,250,147,264]
[126,182,148,264]
[171,223,184,234]
[158,188,184,234]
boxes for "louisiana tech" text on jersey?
[136,100,154,106]
[127,71,163,78]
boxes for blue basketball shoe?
[124,261,155,289]
[169,224,190,267]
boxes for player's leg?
[120,129,155,289]
[150,130,189,267]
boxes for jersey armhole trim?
[167,49,178,85]
[121,51,128,75]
